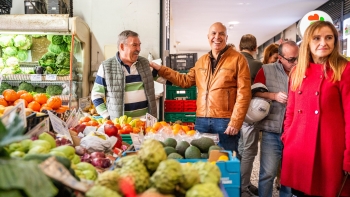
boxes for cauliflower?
[3,46,18,57]
[5,57,19,67]
[0,35,14,47]
[1,67,14,74]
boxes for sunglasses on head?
[279,54,298,63]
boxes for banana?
[126,117,132,124]
[119,115,128,125]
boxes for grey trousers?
[238,122,260,193]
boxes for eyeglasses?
[279,54,298,64]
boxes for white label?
[0,74,3,85]
[52,7,57,10]
[79,97,91,111]
[1,100,27,128]
[66,108,79,128]
[221,180,232,184]
[26,118,50,137]
[145,113,157,128]
[30,74,42,81]
[48,110,73,143]
[130,133,144,150]
[45,74,57,81]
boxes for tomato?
[104,120,114,125]
[114,124,122,130]
[104,124,118,137]
[123,125,133,134]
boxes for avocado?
[168,152,184,159]
[201,153,209,159]
[185,146,201,159]
[176,141,190,157]
[164,146,177,156]
[190,137,215,153]
[208,145,222,156]
[164,138,177,148]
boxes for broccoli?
[18,82,35,92]
[39,52,57,67]
[0,82,13,94]
[35,86,46,93]
[46,85,63,96]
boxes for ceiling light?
[238,2,243,5]
[229,21,239,25]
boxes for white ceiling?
[170,0,328,52]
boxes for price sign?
[30,74,42,81]
[45,74,57,81]
[1,100,27,128]
[0,74,3,86]
[66,109,80,128]
[130,133,144,150]
[145,113,157,128]
[48,110,72,143]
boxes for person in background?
[227,43,237,50]
[281,21,350,197]
[262,43,279,64]
[239,34,263,83]
[91,30,163,120]
[238,34,262,197]
[254,41,298,197]
[150,22,251,155]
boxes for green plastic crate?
[121,134,132,145]
[166,85,197,100]
[164,112,196,122]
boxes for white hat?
[245,83,270,124]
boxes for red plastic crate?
[183,100,197,112]
[164,100,184,112]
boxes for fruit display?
[88,139,224,196]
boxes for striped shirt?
[91,53,165,119]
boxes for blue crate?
[177,150,240,197]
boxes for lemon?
[218,155,229,161]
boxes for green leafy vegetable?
[47,35,64,45]
[48,43,67,54]
[17,50,28,61]
[39,52,57,67]
[14,35,32,50]
[57,68,70,75]
[18,82,35,92]
[46,85,63,96]
[63,35,72,44]
[3,47,17,57]
[0,82,12,94]
[56,52,70,68]
[35,86,46,93]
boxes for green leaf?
[0,115,29,148]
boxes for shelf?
[1,74,70,81]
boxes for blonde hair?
[290,21,348,91]
[262,43,279,64]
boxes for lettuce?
[3,46,17,57]
[47,35,64,45]
[48,43,67,54]
[17,50,28,62]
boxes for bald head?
[208,22,228,55]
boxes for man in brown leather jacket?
[150,22,251,154]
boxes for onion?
[91,158,111,168]
[90,152,106,159]
[81,153,91,163]
[75,146,86,156]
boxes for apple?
[104,124,118,137]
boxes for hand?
[224,126,239,135]
[149,61,161,70]
[274,92,288,104]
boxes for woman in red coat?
[281,21,350,196]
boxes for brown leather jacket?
[159,47,251,129]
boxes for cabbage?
[39,52,57,67]
[14,35,32,50]
[6,56,19,67]
[0,35,14,47]
[3,46,18,56]
[47,35,64,45]
[56,52,71,68]
[63,35,72,44]
[1,67,13,74]
[17,50,28,61]
[48,43,67,54]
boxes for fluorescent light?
[229,21,240,25]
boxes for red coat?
[281,62,350,196]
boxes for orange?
[14,99,28,107]
[159,121,168,126]
[17,90,27,97]
[87,121,99,126]
[55,106,67,114]
[172,128,180,135]
[34,93,48,105]
[28,101,41,112]
[172,123,182,131]
[133,127,141,134]
[149,128,157,133]
[104,120,114,125]
[181,125,190,132]
[152,122,162,131]
[3,89,19,102]
[186,130,196,136]
[46,96,62,109]
[40,106,53,112]
[80,116,91,123]
[0,98,8,107]
[20,93,33,103]
[145,126,152,133]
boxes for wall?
[284,23,297,42]
[10,0,161,73]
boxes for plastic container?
[25,112,49,133]
[164,112,196,123]
[121,134,132,145]
[183,100,197,112]
[167,53,197,71]
[166,85,197,100]
[164,100,184,112]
